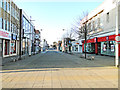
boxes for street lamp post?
[40,29,42,52]
[29,16,35,56]
[79,24,87,59]
[115,0,119,67]
[84,24,87,59]
[62,29,69,53]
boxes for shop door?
[98,42,101,55]
[91,43,95,54]
[5,41,8,55]
[0,39,2,57]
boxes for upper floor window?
[2,1,4,9]
[2,18,4,29]
[0,18,2,29]
[5,20,7,30]
[7,21,10,31]
[0,0,2,8]
[106,12,109,23]
[7,3,10,13]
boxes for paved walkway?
[71,52,115,67]
[1,51,118,89]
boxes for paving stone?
[2,51,118,88]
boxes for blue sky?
[15,0,104,45]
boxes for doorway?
[98,42,101,55]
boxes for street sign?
[115,35,120,42]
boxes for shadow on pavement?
[2,50,116,72]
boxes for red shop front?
[97,34,120,56]
[82,38,97,54]
[82,34,120,56]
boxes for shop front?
[98,35,117,56]
[83,38,97,54]
[0,29,11,57]
[82,34,120,56]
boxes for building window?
[4,40,10,55]
[106,12,109,23]
[98,18,100,29]
[2,18,4,29]
[2,1,4,9]
[5,1,7,11]
[7,21,10,31]
[5,20,7,30]
[11,23,12,32]
[0,18,1,27]
[0,0,2,8]
[7,2,10,13]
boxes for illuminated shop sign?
[0,29,11,40]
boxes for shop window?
[11,40,16,54]
[106,12,109,23]
[101,41,115,56]
[0,40,2,57]
[4,40,10,55]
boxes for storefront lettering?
[0,30,11,39]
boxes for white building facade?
[0,0,20,60]
[71,40,83,53]
[81,0,120,56]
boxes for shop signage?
[115,35,120,42]
[108,35,115,41]
[0,29,11,40]
[12,34,17,40]
[87,38,94,43]
[97,37,106,42]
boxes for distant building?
[20,9,35,56]
[62,38,75,53]
[57,41,62,51]
[35,30,41,53]
[71,40,83,53]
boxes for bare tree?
[71,11,89,59]
[62,28,75,40]
[71,11,89,40]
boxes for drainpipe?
[115,0,119,67]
